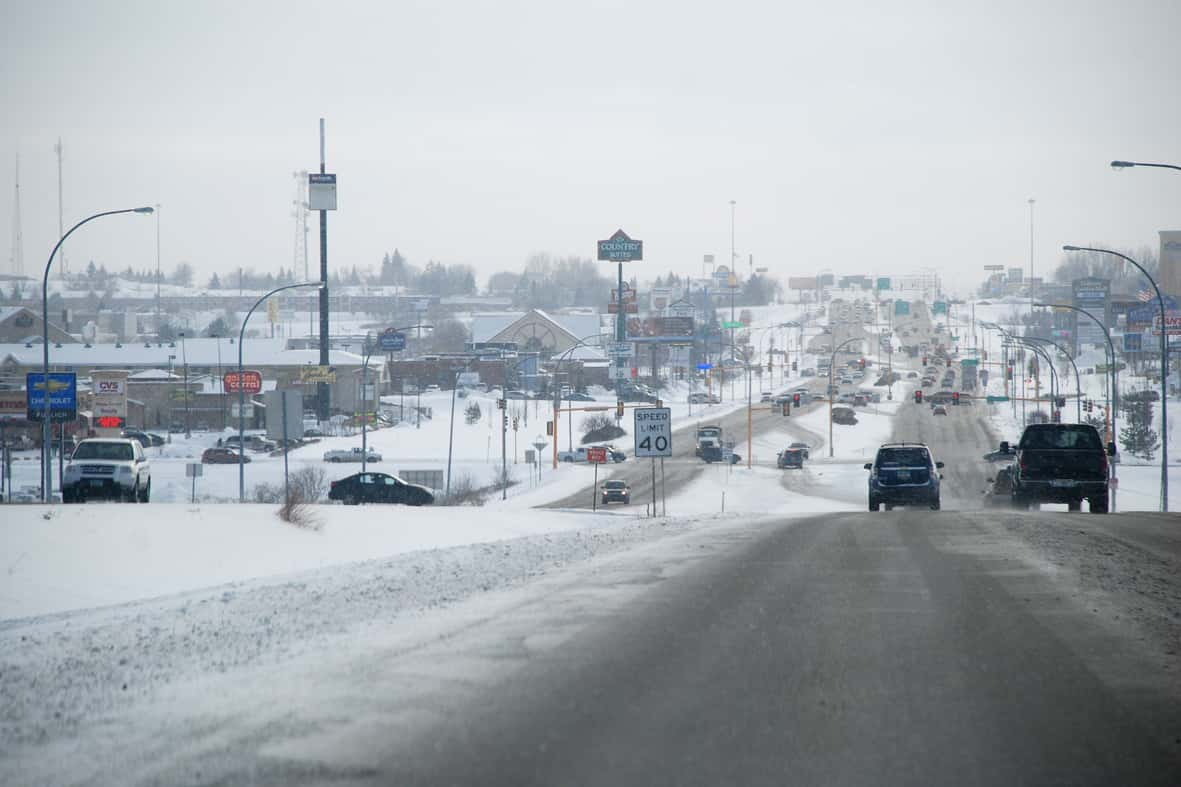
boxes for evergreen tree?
[208,272,221,289]
[1119,397,1160,460]
[464,401,482,425]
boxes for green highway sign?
[986,395,1009,403]
[722,321,743,329]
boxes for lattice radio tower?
[292,170,311,336]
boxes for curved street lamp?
[237,281,323,502]
[1024,336,1082,422]
[40,206,154,502]
[1034,302,1118,443]
[1065,245,1167,512]
[1006,338,1059,412]
[362,324,431,474]
[550,332,614,468]
[1111,160,1181,173]
[828,336,864,458]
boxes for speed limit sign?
[634,407,672,457]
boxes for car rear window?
[72,442,133,461]
[1019,426,1102,450]
[877,448,929,467]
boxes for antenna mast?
[55,138,66,279]
[9,154,23,276]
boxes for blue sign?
[696,363,713,371]
[1127,296,1179,328]
[26,372,77,422]
[894,301,911,316]
[596,229,643,263]
[1123,333,1143,352]
[379,331,406,352]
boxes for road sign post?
[634,406,671,518]
[587,446,607,511]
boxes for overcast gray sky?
[2,0,1179,294]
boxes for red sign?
[586,447,607,464]
[223,370,263,394]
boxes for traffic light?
[792,393,801,407]
[791,360,798,371]
[946,358,952,368]
[782,401,791,416]
[512,416,519,431]
[767,361,773,373]
[952,392,960,406]
[546,420,554,436]
[983,351,989,361]
[616,400,625,418]
[914,390,923,404]
[502,414,509,429]
[1086,399,1094,414]
[859,358,866,370]
[922,356,928,366]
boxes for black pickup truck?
[999,423,1114,513]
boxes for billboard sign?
[90,370,128,433]
[788,276,818,291]
[25,372,77,423]
[379,330,406,352]
[1123,333,1143,352]
[308,173,337,210]
[223,370,263,394]
[1151,312,1181,336]
[1127,295,1179,328]
[1072,277,1111,353]
[299,365,336,384]
[597,229,643,262]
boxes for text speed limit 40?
[633,407,672,457]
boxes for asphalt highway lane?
[380,511,1181,786]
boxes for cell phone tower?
[9,154,23,276]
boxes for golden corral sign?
[299,365,336,384]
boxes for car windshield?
[1020,426,1103,450]
[877,448,929,467]
[72,442,133,461]
[604,481,627,489]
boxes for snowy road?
[3,506,1179,786]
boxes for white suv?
[63,438,151,503]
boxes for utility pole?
[155,204,162,338]
[317,120,331,421]
[1028,198,1036,320]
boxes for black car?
[328,472,435,506]
[123,430,165,447]
[777,448,805,469]
[865,442,943,511]
[600,479,631,505]
[1000,423,1112,512]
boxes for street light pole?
[238,281,322,503]
[40,206,154,502]
[1065,245,1167,512]
[1025,336,1082,422]
[1034,302,1118,444]
[828,337,862,458]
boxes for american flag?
[1137,289,1153,302]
